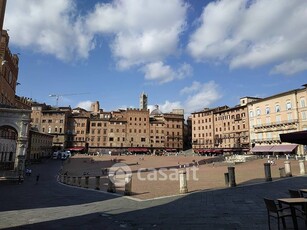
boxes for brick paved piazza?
[62,154,301,200]
[1,157,307,229]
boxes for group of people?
[25,168,32,176]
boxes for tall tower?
[140,92,148,110]
[0,0,6,32]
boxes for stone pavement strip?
[1,159,307,229]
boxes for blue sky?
[4,0,307,116]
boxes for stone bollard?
[85,176,89,188]
[107,174,116,193]
[228,166,236,187]
[264,163,272,182]
[279,167,286,178]
[124,175,132,195]
[73,177,76,185]
[299,160,306,175]
[64,175,67,184]
[59,174,63,183]
[78,176,82,187]
[179,170,188,194]
[224,172,229,186]
[67,176,71,185]
[95,176,100,190]
[284,161,292,177]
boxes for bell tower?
[0,0,6,32]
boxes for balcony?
[253,120,298,133]
[251,138,281,144]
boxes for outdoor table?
[277,197,307,230]
[300,189,307,197]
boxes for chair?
[264,198,293,230]
[289,189,302,198]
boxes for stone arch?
[0,107,31,179]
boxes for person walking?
[36,174,40,184]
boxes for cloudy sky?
[4,0,307,117]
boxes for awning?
[251,145,274,152]
[128,148,148,152]
[280,131,307,145]
[66,147,84,151]
[270,144,298,152]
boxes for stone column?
[279,167,286,178]
[228,166,236,187]
[284,161,292,177]
[16,155,25,178]
[299,160,305,175]
[78,177,82,187]
[85,176,89,188]
[95,176,100,190]
[179,170,188,194]
[124,175,132,195]
[107,174,116,193]
[264,163,272,181]
[224,172,229,186]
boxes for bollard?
[284,161,292,177]
[59,174,63,183]
[67,176,71,185]
[179,170,188,194]
[124,175,132,195]
[107,174,116,193]
[78,176,82,187]
[228,166,236,187]
[64,175,67,184]
[85,176,89,188]
[279,167,286,178]
[224,172,229,186]
[95,176,100,190]
[264,163,272,181]
[73,176,76,185]
[299,160,306,175]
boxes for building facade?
[248,84,307,155]
[27,128,53,160]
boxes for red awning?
[66,147,84,151]
[251,145,274,152]
[128,148,148,152]
[270,144,298,152]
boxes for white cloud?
[183,81,222,113]
[187,0,307,75]
[270,59,307,75]
[148,101,182,114]
[142,62,192,84]
[86,0,188,69]
[5,0,94,61]
[76,101,93,111]
[149,81,221,117]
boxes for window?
[302,111,307,120]
[286,102,292,110]
[300,98,306,108]
[265,107,270,114]
[249,111,253,118]
[287,113,293,121]
[275,105,280,113]
[276,115,281,123]
[256,108,261,116]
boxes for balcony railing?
[251,138,281,144]
[253,119,298,129]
